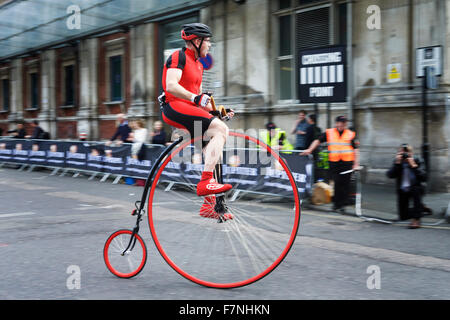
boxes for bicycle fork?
[213,162,228,223]
[121,136,185,254]
[122,202,143,255]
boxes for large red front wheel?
[148,132,301,288]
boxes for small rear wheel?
[103,229,147,278]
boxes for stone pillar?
[245,0,269,97]
[78,38,99,140]
[128,24,147,118]
[128,23,159,132]
[39,50,56,137]
[353,0,384,181]
[8,58,23,126]
[225,0,246,97]
[144,23,159,129]
[202,4,225,97]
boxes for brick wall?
[0,123,8,135]
[99,120,118,140]
[57,121,77,139]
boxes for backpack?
[39,131,51,140]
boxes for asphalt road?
[0,166,449,300]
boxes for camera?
[400,144,410,160]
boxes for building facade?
[0,0,449,191]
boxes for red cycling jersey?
[162,47,203,105]
[160,46,214,139]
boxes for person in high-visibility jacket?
[260,122,294,153]
[302,116,360,213]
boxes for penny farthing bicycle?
[103,96,301,288]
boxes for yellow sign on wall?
[387,63,401,83]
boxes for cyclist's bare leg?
[203,118,229,172]
[196,118,232,196]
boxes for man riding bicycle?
[160,23,234,219]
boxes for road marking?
[301,210,450,230]
[300,235,450,273]
[0,179,53,190]
[418,225,450,230]
[75,204,125,211]
[302,210,366,223]
[0,212,36,218]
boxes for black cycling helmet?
[181,23,212,58]
[181,23,212,40]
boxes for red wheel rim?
[103,229,147,278]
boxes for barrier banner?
[45,141,66,167]
[101,144,127,175]
[178,146,203,184]
[64,142,89,171]
[277,153,313,196]
[223,149,261,191]
[158,147,313,198]
[221,149,312,197]
[84,142,129,174]
[1,140,32,163]
[28,141,47,165]
[0,139,313,198]
[123,145,164,178]
[0,140,15,162]
[86,144,106,172]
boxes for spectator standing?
[304,114,322,148]
[302,116,360,213]
[106,113,132,146]
[26,120,44,139]
[260,122,294,152]
[150,120,167,145]
[387,144,428,229]
[8,123,26,139]
[291,110,309,150]
[304,114,323,182]
[129,120,148,160]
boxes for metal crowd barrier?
[0,137,163,184]
[0,137,314,200]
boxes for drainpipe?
[347,0,353,127]
[408,0,414,87]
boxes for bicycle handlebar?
[210,96,231,121]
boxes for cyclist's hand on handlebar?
[192,93,211,108]
[227,108,235,119]
[209,108,235,120]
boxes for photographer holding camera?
[387,144,428,229]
